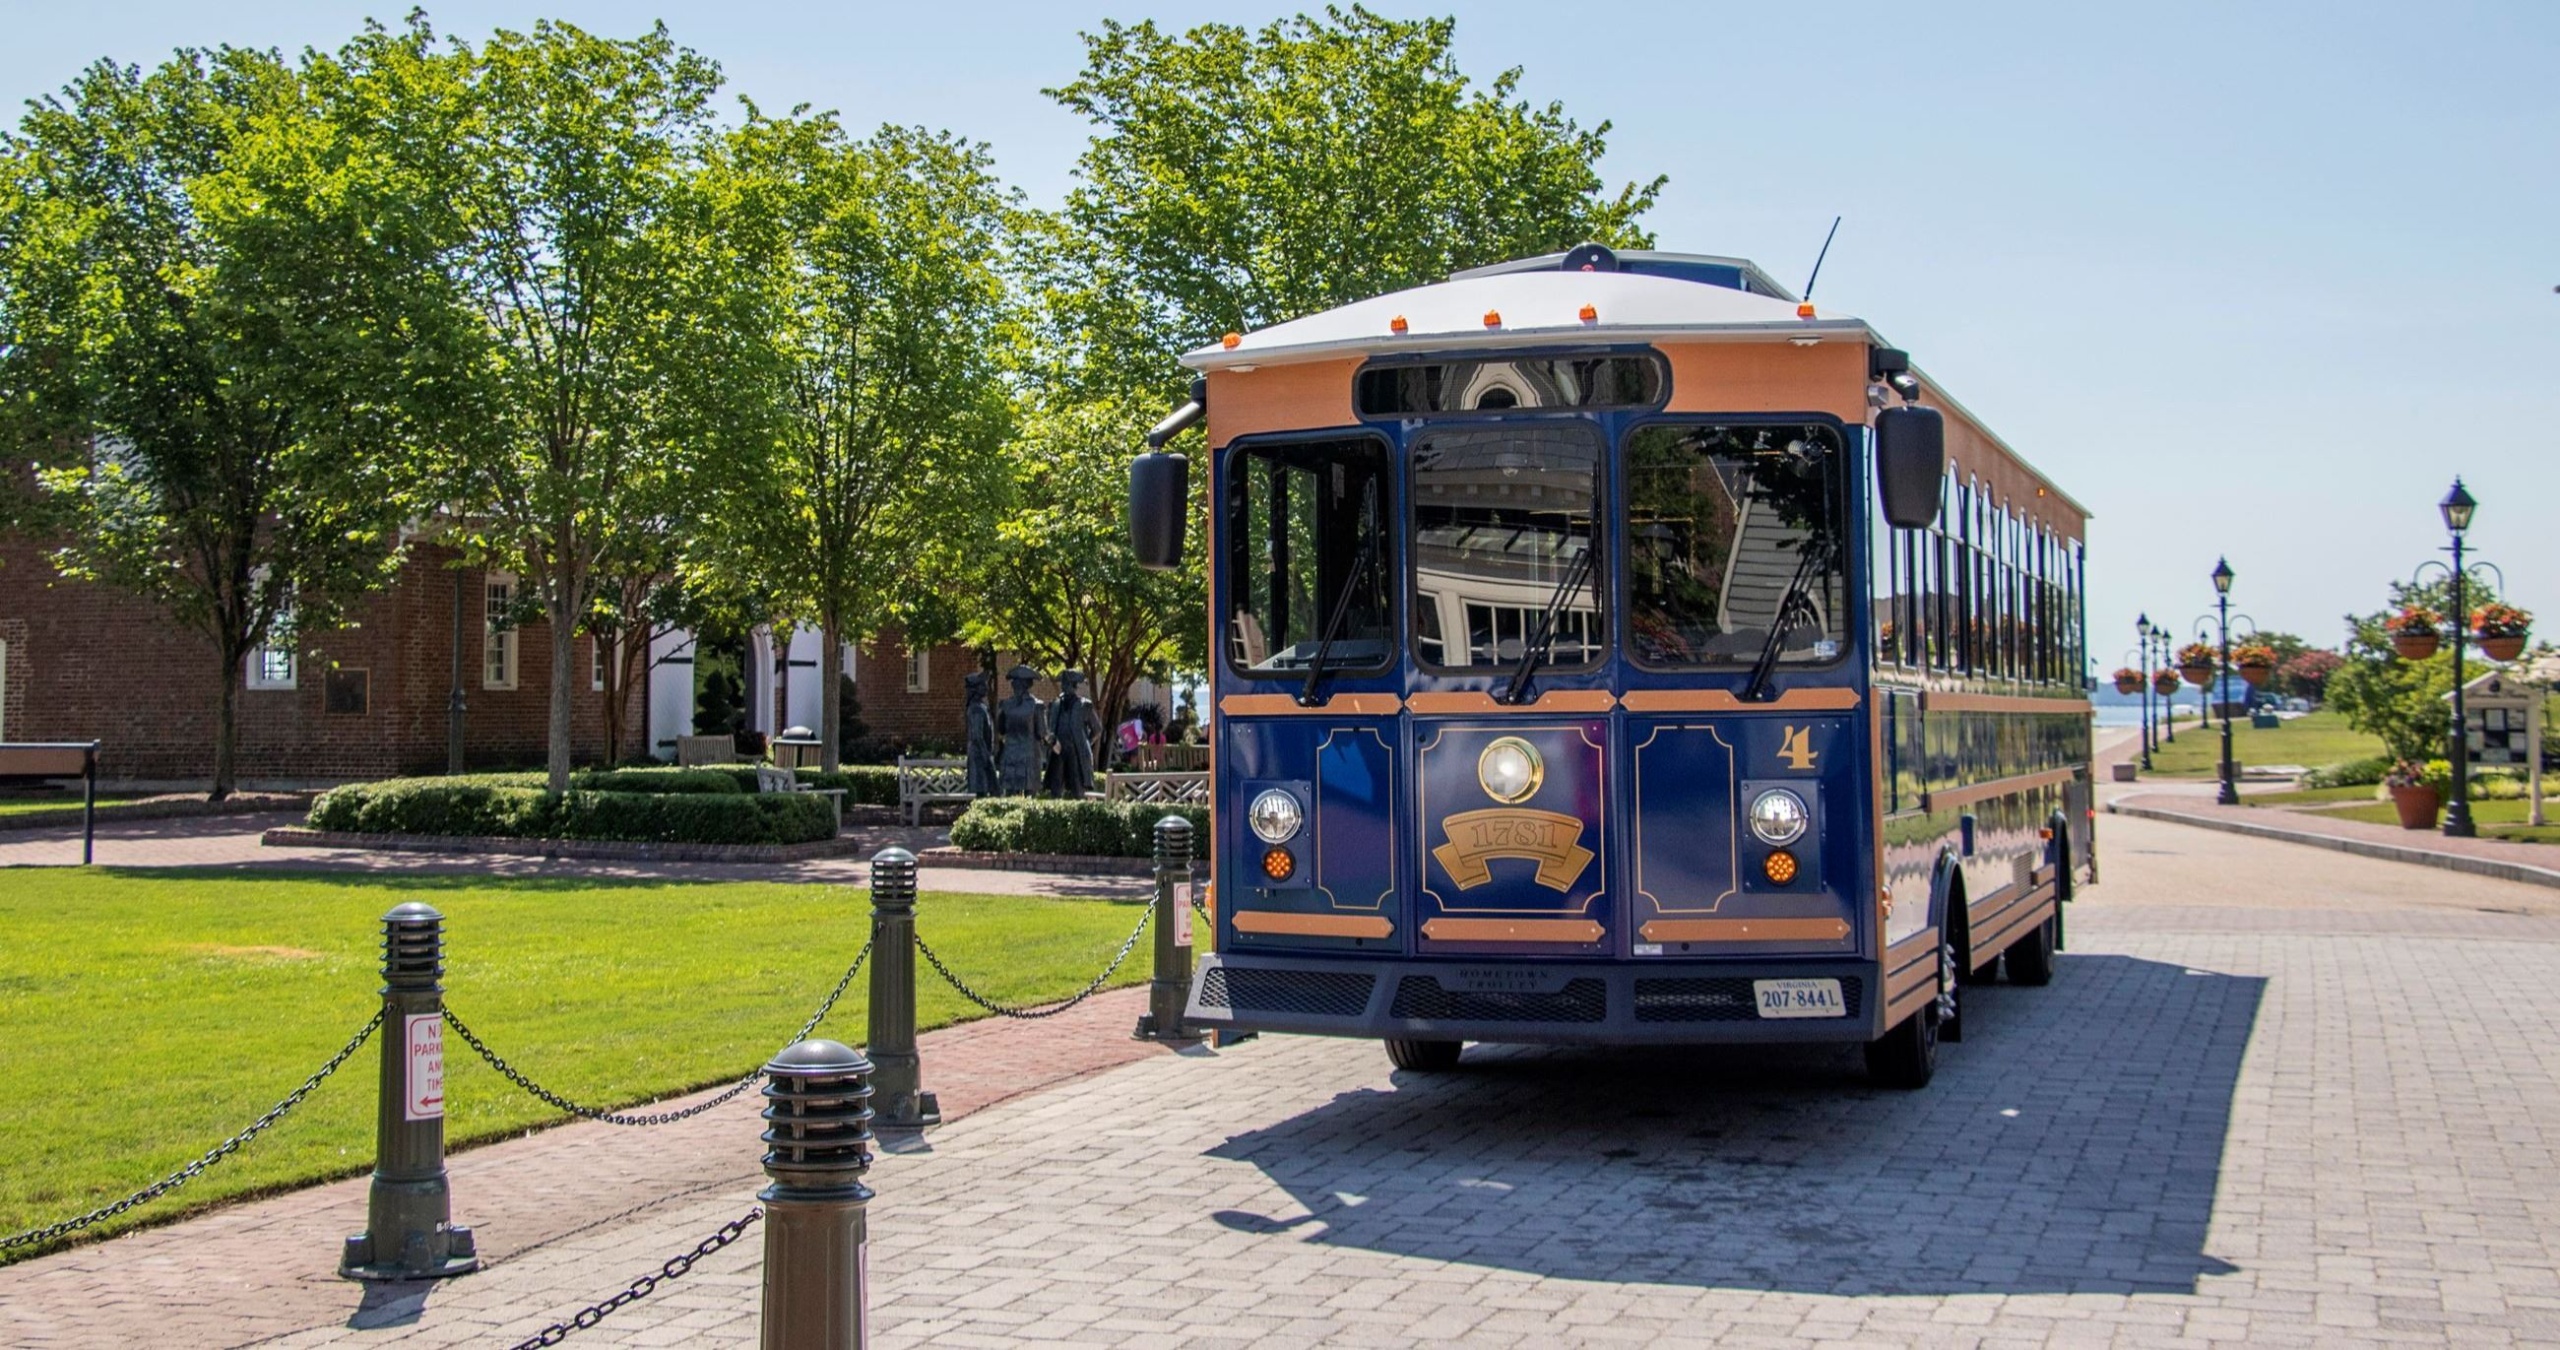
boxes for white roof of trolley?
[1179,268,1876,372]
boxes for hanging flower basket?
[2474,602,2531,661]
[2113,668,2144,696]
[2232,642,2277,687]
[2389,605,2441,662]
[2152,669,2181,698]
[2176,642,2218,688]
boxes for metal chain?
[444,940,871,1127]
[505,1206,762,1349]
[0,1009,383,1253]
[913,906,1150,1020]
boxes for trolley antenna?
[1800,216,1843,302]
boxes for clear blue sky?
[8,2,2555,663]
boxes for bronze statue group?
[961,664,1105,799]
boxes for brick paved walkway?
[10,810,2553,1347]
[2112,783,2560,890]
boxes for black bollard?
[341,903,477,1280]
[1134,816,1200,1042]
[759,1039,875,1350]
[866,847,939,1127]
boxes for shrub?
[307,778,836,845]
[2300,755,2392,789]
[948,799,1210,857]
[793,766,900,807]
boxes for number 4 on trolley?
[1778,725,1818,772]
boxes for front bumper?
[1186,952,1884,1046]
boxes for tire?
[1385,1038,1462,1072]
[2004,912,2056,986]
[1864,1005,1937,1089]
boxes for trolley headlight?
[1247,788,1304,844]
[1477,737,1544,804]
[1747,788,1810,846]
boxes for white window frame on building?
[484,571,518,691]
[592,634,611,692]
[905,646,930,694]
[246,567,297,690]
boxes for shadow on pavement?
[1208,953,2260,1296]
[346,1279,434,1329]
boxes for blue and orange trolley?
[1127,246,2094,1086]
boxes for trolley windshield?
[1624,422,1847,669]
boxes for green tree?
[384,21,747,792]
[2326,580,2494,762]
[0,40,451,796]
[711,114,1019,771]
[967,395,1204,739]
[1045,5,1663,385]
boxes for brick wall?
[0,540,646,785]
[849,629,985,751]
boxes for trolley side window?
[1623,422,1848,670]
[1225,437,1393,676]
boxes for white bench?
[897,756,974,825]
[754,765,847,833]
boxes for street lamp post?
[2210,558,2238,805]
[2152,624,2178,744]
[2134,615,2156,770]
[2441,479,2478,838]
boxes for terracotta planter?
[2152,672,2181,698]
[2391,630,2439,661]
[2113,673,2143,695]
[2179,664,2214,688]
[2479,633,2526,662]
[2388,783,2441,831]
[2237,662,2272,687]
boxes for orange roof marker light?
[1796,300,1817,319]
[1221,332,1242,349]
[1578,303,1598,323]
[1389,314,1409,335]
[1482,310,1502,328]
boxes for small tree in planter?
[2177,642,2220,688]
[2473,602,2532,662]
[2390,605,2442,661]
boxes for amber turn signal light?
[1763,850,1799,885]
[1262,846,1296,882]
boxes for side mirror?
[1129,451,1189,570]
[1874,405,1945,531]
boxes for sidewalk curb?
[921,848,1156,877]
[261,827,878,865]
[0,793,309,834]
[2109,800,2560,891]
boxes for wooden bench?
[896,756,974,825]
[1103,771,1209,806]
[676,734,743,767]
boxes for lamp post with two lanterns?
[2195,558,2250,807]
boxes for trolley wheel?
[1863,1006,1938,1090]
[1384,1038,1462,1072]
[2003,912,2057,987]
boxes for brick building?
[0,537,1000,787]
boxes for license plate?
[1753,978,1845,1019]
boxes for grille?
[1634,976,1863,1023]
[1389,976,1607,1023]
[1198,966,1375,1018]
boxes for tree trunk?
[598,636,624,771]
[547,598,577,792]
[210,647,240,802]
[819,621,843,773]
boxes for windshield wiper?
[1741,545,1828,702]
[1296,527,1381,707]
[1501,541,1595,706]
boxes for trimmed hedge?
[391,764,902,807]
[308,777,838,845]
[948,798,1210,858]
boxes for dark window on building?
[324,668,370,716]
[1357,355,1665,416]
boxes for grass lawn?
[2321,797,2560,844]
[0,868,1151,1259]
[2145,710,2385,779]
[0,794,148,818]
[2247,784,2384,807]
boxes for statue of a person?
[1049,669,1103,799]
[994,664,1047,796]
[961,670,998,796]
